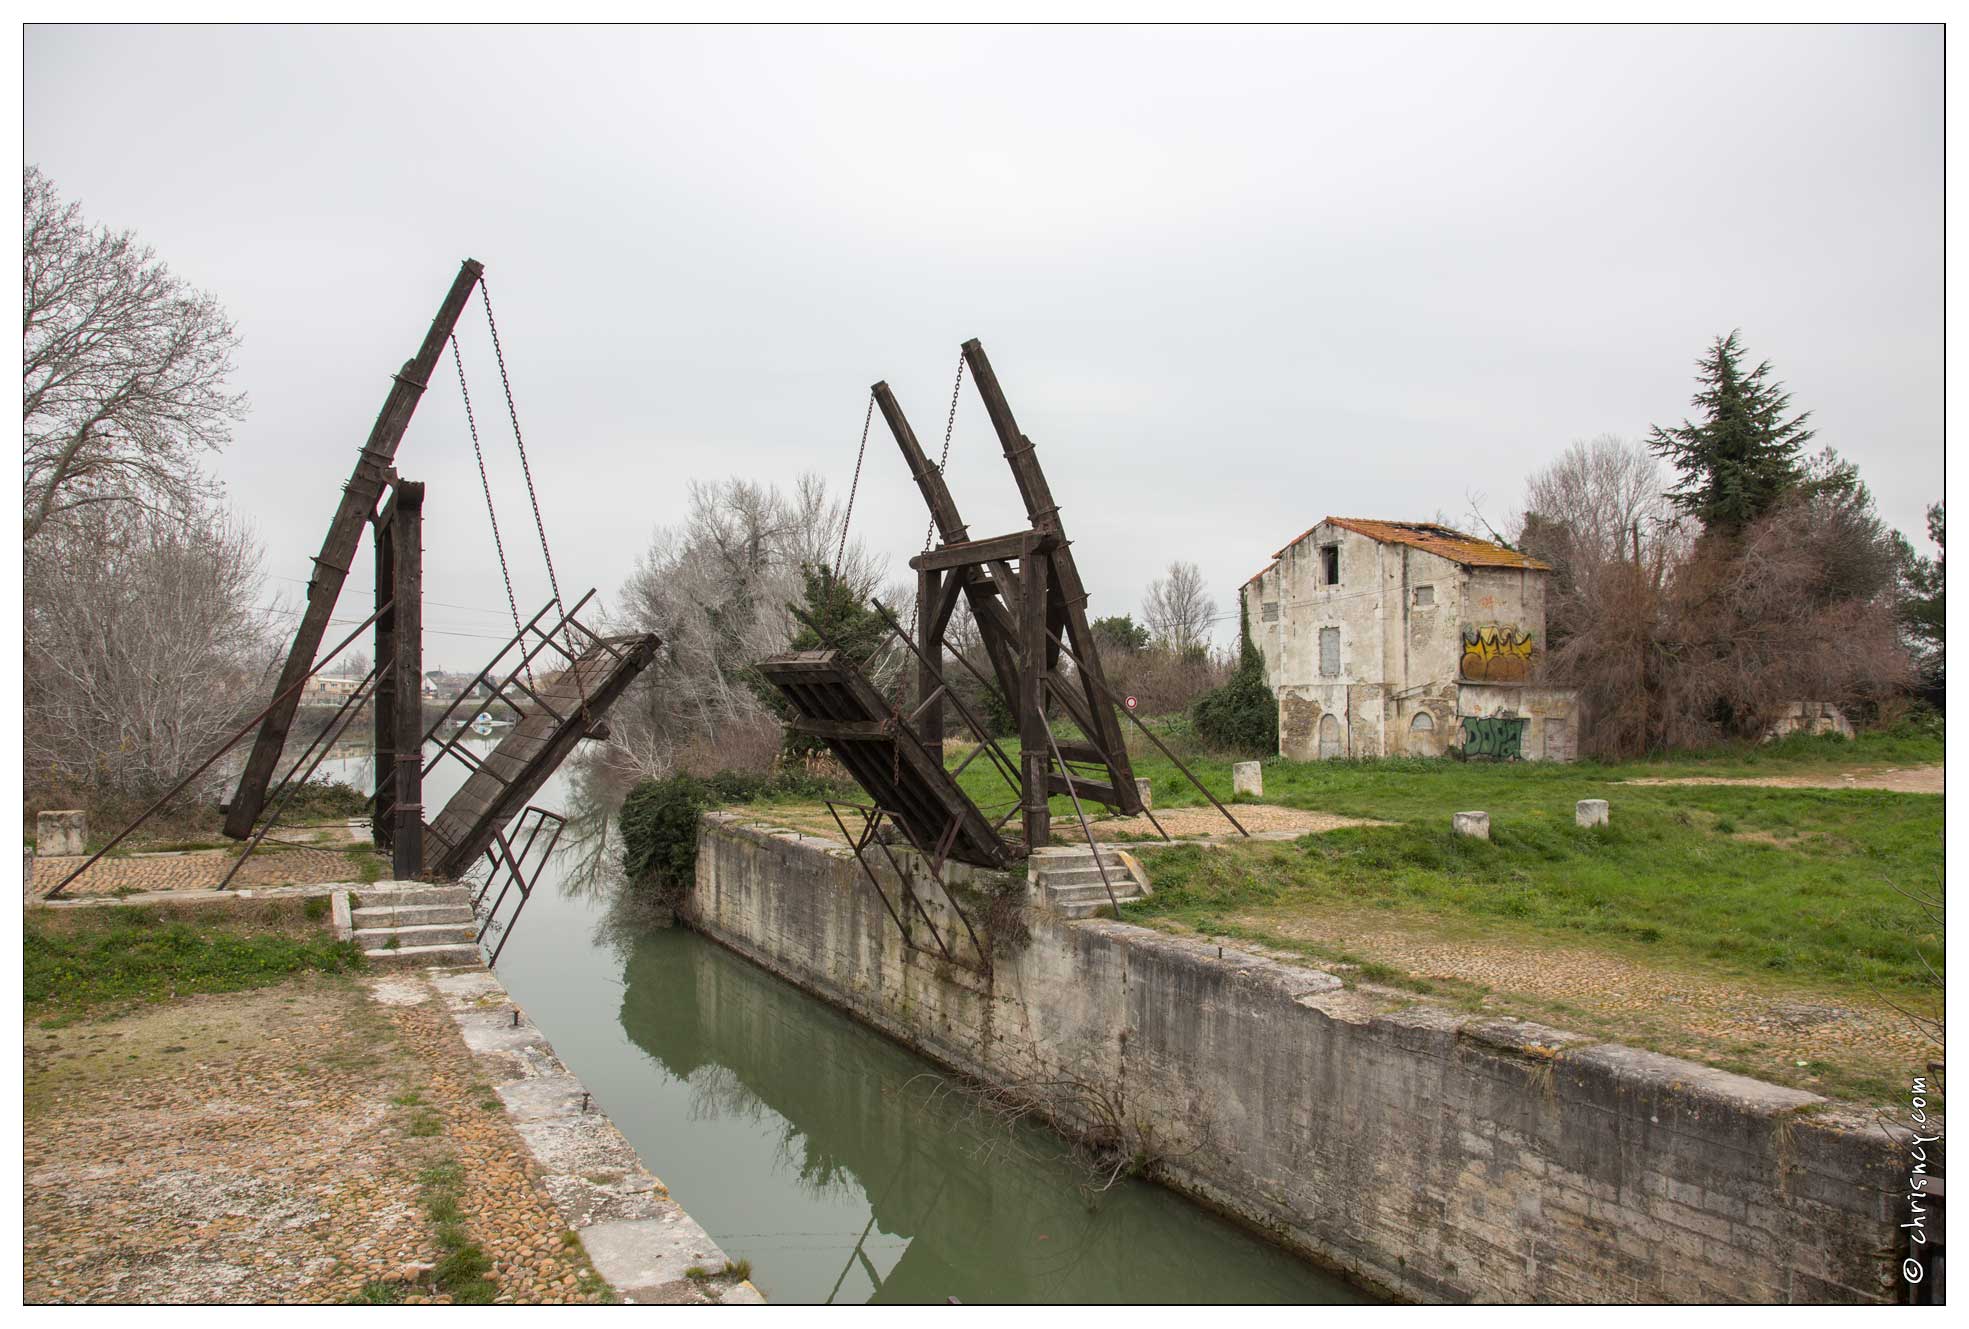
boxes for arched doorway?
[1317,712,1343,760]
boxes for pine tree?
[1647,331,1813,533]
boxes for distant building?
[425,670,489,701]
[301,674,364,705]
[1241,518,1580,762]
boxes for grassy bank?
[945,722,1941,997]
[25,897,364,1013]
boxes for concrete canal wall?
[688,812,1913,1304]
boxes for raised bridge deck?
[757,649,1014,869]
[424,632,657,880]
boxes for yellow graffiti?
[1460,626,1535,682]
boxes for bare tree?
[22,166,246,543]
[24,498,274,793]
[1516,435,1681,623]
[596,472,886,782]
[1142,560,1216,655]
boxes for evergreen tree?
[1898,502,1945,704]
[756,563,894,757]
[1647,332,1813,533]
[1091,613,1150,653]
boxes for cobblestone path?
[24,969,610,1304]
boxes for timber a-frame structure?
[881,339,1144,854]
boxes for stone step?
[351,885,472,908]
[352,903,473,928]
[1054,897,1132,919]
[1045,884,1142,905]
[353,923,478,948]
[362,942,483,969]
[1039,865,1133,887]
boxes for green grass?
[948,722,1941,1002]
[418,1158,497,1303]
[24,909,365,1011]
[343,844,388,884]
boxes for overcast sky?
[25,24,1941,666]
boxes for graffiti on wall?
[1460,715,1527,760]
[1460,626,1535,682]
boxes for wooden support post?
[225,259,484,839]
[916,567,945,763]
[388,481,425,880]
[1019,549,1052,851]
[372,488,399,851]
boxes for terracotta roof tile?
[1269,517,1550,571]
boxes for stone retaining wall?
[688,812,1915,1304]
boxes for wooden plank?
[226,259,485,838]
[425,631,658,878]
[791,717,896,740]
[909,529,1042,572]
[757,649,1012,868]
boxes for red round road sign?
[1125,695,1138,711]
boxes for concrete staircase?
[347,882,482,968]
[1030,846,1151,919]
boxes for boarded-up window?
[1543,716,1574,761]
[1261,599,1279,623]
[1410,711,1435,732]
[1318,626,1340,676]
[1413,585,1435,607]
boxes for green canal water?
[321,744,1372,1304]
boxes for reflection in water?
[310,742,1369,1304]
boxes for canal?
[317,740,1372,1304]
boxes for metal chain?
[479,280,589,718]
[450,334,535,691]
[926,350,966,554]
[834,392,875,584]
[897,351,969,711]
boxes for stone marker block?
[1232,761,1263,798]
[37,809,85,857]
[1135,778,1153,810]
[1576,798,1609,828]
[1452,810,1489,840]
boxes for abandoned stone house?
[1242,518,1581,762]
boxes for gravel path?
[1621,764,1943,794]
[28,844,367,901]
[24,969,609,1304]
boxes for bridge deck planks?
[757,649,1014,869]
[423,632,657,880]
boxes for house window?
[1320,545,1340,586]
[1262,600,1279,623]
[1318,626,1340,677]
[1410,711,1435,732]
[1413,585,1435,607]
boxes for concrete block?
[1452,810,1490,840]
[1576,799,1609,828]
[1232,761,1263,797]
[1135,778,1153,809]
[36,809,85,857]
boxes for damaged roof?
[1246,517,1549,584]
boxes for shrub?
[619,775,716,904]
[1190,603,1277,754]
[620,766,856,907]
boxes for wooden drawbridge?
[423,627,658,880]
